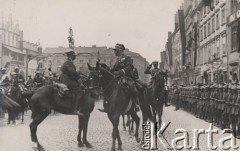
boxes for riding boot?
[72,91,84,116]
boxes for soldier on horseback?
[11,67,25,91]
[33,71,44,88]
[59,49,84,116]
[144,61,170,107]
[99,43,140,112]
[0,68,10,88]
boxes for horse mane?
[99,67,114,80]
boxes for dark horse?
[9,83,28,124]
[89,63,153,151]
[148,71,166,128]
[29,70,99,151]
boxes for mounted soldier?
[58,49,85,116]
[144,61,170,107]
[98,43,141,112]
[10,67,25,92]
[0,68,10,89]
[33,71,44,88]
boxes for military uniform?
[33,74,44,88]
[59,59,81,90]
[11,71,25,91]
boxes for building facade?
[43,46,150,82]
[165,0,232,86]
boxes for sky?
[0,0,183,63]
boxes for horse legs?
[131,111,140,143]
[29,111,50,151]
[108,113,122,151]
[77,116,84,148]
[82,114,93,148]
[157,106,163,131]
[122,115,126,131]
[21,109,24,124]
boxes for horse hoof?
[78,143,84,148]
[38,145,45,151]
[136,137,141,143]
[85,143,93,148]
[31,142,38,149]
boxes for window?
[212,17,215,33]
[212,41,215,60]
[222,35,226,56]
[18,54,24,61]
[204,25,207,39]
[216,13,219,29]
[11,52,17,60]
[231,23,238,51]
[216,38,220,58]
[221,8,226,25]
[204,46,208,63]
[208,44,211,61]
[208,21,211,36]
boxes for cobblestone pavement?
[0,101,240,151]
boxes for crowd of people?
[0,67,59,118]
[168,83,240,138]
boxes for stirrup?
[98,108,107,113]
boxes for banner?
[237,20,240,53]
[194,22,198,66]
[178,9,186,65]
[167,38,173,66]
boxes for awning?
[3,45,25,54]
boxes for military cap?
[1,68,6,71]
[36,71,40,74]
[205,85,209,89]
[112,43,125,51]
[152,61,158,65]
[218,84,223,89]
[15,67,19,70]
[65,49,76,56]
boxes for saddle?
[53,82,71,98]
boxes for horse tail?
[1,89,21,108]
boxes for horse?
[140,71,166,146]
[29,69,99,151]
[88,62,153,151]
[149,71,166,128]
[9,81,28,124]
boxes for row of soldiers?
[169,83,240,138]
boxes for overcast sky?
[0,0,183,62]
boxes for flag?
[194,22,198,66]
[237,20,240,53]
[178,9,186,65]
[167,38,173,66]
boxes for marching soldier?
[206,85,212,122]
[230,85,238,134]
[222,84,229,129]
[226,84,233,129]
[236,85,240,138]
